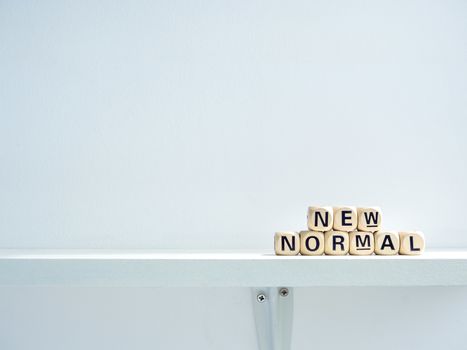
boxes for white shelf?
[1,249,466,287]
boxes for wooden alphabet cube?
[324,230,349,255]
[349,231,374,255]
[399,231,425,255]
[333,206,357,232]
[357,207,382,232]
[374,230,400,255]
[274,232,300,255]
[307,206,333,231]
[299,230,325,256]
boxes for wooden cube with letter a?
[324,230,349,255]
[274,232,300,255]
[299,230,324,256]
[374,230,400,255]
[349,231,374,255]
[307,206,333,231]
[399,231,425,255]
[333,206,357,232]
[357,207,382,232]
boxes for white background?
[1,0,467,349]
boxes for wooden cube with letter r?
[274,232,300,255]
[324,230,349,255]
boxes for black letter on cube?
[356,234,371,248]
[305,236,320,252]
[341,211,352,226]
[410,236,420,251]
[381,235,395,250]
[315,212,329,228]
[281,235,296,251]
[333,235,345,251]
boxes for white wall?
[1,0,467,249]
[1,1,467,349]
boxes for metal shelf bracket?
[251,287,294,350]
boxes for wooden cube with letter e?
[333,206,357,231]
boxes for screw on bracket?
[279,288,289,297]
[256,293,267,303]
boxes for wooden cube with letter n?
[307,206,333,231]
[274,231,300,255]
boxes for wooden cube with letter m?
[349,231,374,255]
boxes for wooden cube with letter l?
[399,231,425,255]
[274,231,300,255]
